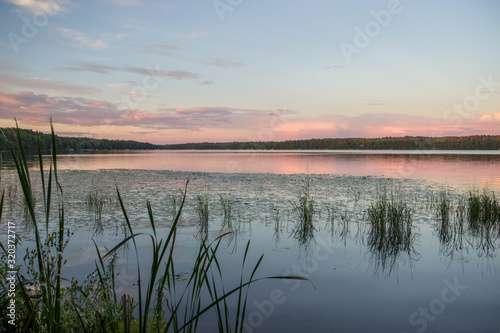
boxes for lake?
[2,150,499,332]
[16,149,500,189]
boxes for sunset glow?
[0,0,499,143]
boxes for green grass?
[219,194,233,229]
[466,189,500,233]
[271,204,281,243]
[166,189,183,219]
[367,191,415,258]
[431,188,500,257]
[196,193,210,237]
[85,189,114,221]
[0,123,308,333]
[366,190,417,275]
[290,177,316,245]
[433,189,453,244]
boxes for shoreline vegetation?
[0,124,308,332]
[1,127,500,152]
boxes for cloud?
[127,44,246,69]
[57,62,200,80]
[364,99,393,106]
[123,66,200,80]
[56,63,118,74]
[106,0,144,6]
[271,112,500,140]
[201,58,245,69]
[0,74,100,95]
[2,90,497,140]
[105,0,172,9]
[479,112,500,122]
[106,83,126,89]
[128,43,180,57]
[56,29,128,50]
[199,80,213,85]
[57,28,106,49]
[5,0,67,14]
[175,32,209,42]
[101,33,129,40]
[0,90,292,130]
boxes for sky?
[0,0,499,144]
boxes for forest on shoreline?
[1,127,499,152]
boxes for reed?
[290,177,316,245]
[196,193,209,236]
[85,189,114,220]
[367,191,414,256]
[219,194,233,228]
[466,189,499,233]
[1,121,67,332]
[366,190,416,276]
[0,124,307,332]
[272,204,281,243]
[434,190,453,243]
[166,189,183,219]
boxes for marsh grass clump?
[62,253,124,332]
[434,190,453,243]
[290,177,316,245]
[325,204,336,237]
[166,189,183,219]
[196,193,209,227]
[440,198,468,255]
[367,191,414,257]
[462,189,500,256]
[466,189,500,233]
[219,193,233,228]
[85,189,114,221]
[271,204,282,243]
[338,208,350,239]
[366,190,416,275]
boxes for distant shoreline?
[2,127,500,152]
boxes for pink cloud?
[0,74,101,95]
[57,62,200,80]
[270,113,500,141]
[0,90,295,131]
[1,90,498,143]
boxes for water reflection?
[4,150,500,189]
[4,165,500,332]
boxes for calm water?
[2,150,499,332]
[23,149,500,189]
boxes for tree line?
[0,127,158,152]
[163,136,500,151]
[1,127,499,152]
